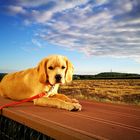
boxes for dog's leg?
[50,94,79,103]
[33,97,82,111]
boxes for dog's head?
[37,55,74,85]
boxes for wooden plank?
[0,97,140,140]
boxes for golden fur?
[0,55,82,111]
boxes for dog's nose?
[55,74,62,82]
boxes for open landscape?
[60,79,140,105]
[0,73,140,105]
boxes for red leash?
[0,85,55,110]
[0,92,45,110]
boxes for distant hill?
[95,72,140,79]
[74,72,140,80]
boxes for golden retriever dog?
[0,55,82,111]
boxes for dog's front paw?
[70,103,82,111]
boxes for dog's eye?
[62,66,65,69]
[48,66,54,70]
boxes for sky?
[0,0,140,74]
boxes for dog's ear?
[37,58,48,84]
[65,58,74,83]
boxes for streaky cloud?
[1,0,140,62]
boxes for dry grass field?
[60,79,140,105]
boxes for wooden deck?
[0,97,140,140]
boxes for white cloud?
[35,11,52,23]
[23,19,31,26]
[36,0,88,23]
[3,0,140,62]
[32,39,42,48]
[11,0,89,24]
[18,0,49,8]
[95,0,109,6]
[7,5,26,15]
[124,2,133,12]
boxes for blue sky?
[0,0,140,74]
